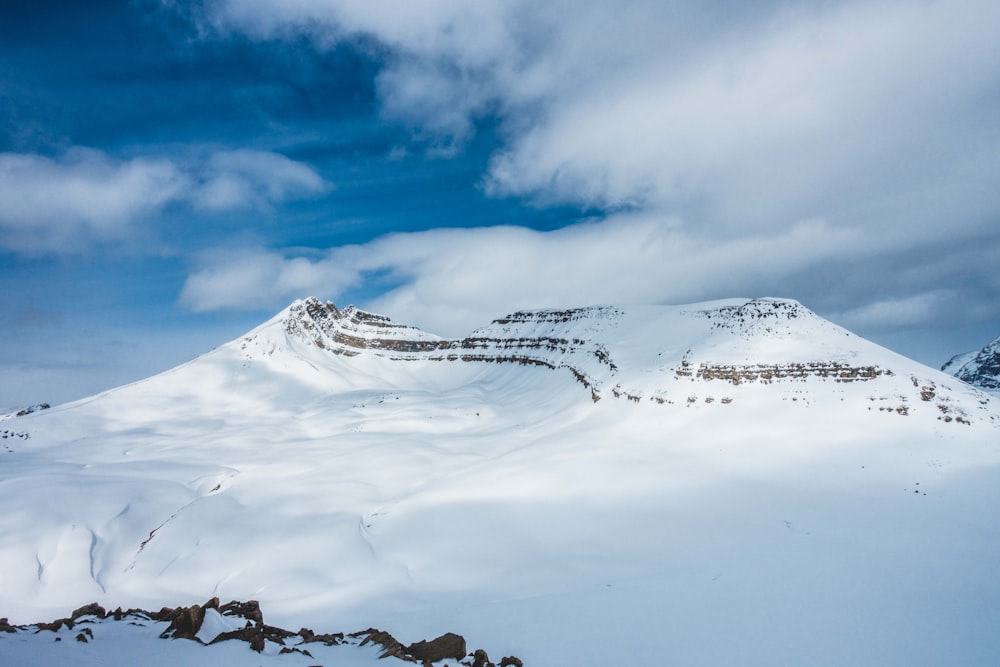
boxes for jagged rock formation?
[4,598,517,665]
[945,335,1000,391]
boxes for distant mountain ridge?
[943,335,1000,391]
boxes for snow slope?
[2,297,999,666]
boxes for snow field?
[2,298,998,665]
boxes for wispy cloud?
[192,149,329,211]
[0,147,329,255]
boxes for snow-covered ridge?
[249,296,994,423]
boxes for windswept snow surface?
[2,298,1000,665]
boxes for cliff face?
[282,297,611,360]
[284,298,449,356]
[278,298,617,397]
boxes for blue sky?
[2,0,999,407]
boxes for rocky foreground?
[0,598,522,667]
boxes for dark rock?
[149,606,174,622]
[157,603,206,640]
[71,603,107,621]
[470,648,495,667]
[35,618,72,633]
[299,626,344,646]
[218,599,263,626]
[211,623,294,653]
[212,626,266,653]
[353,628,410,661]
[408,632,467,663]
[500,657,524,667]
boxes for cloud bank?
[180,216,865,335]
[187,0,1000,339]
[203,0,1000,226]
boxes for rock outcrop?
[8,598,521,665]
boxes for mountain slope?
[2,297,999,666]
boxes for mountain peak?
[211,295,997,424]
[690,297,828,338]
[282,297,444,356]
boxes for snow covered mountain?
[2,297,999,666]
[944,334,1000,391]
[262,296,993,418]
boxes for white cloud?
[484,1,1000,229]
[201,0,1000,239]
[0,149,187,255]
[0,148,329,255]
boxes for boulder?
[408,632,467,662]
